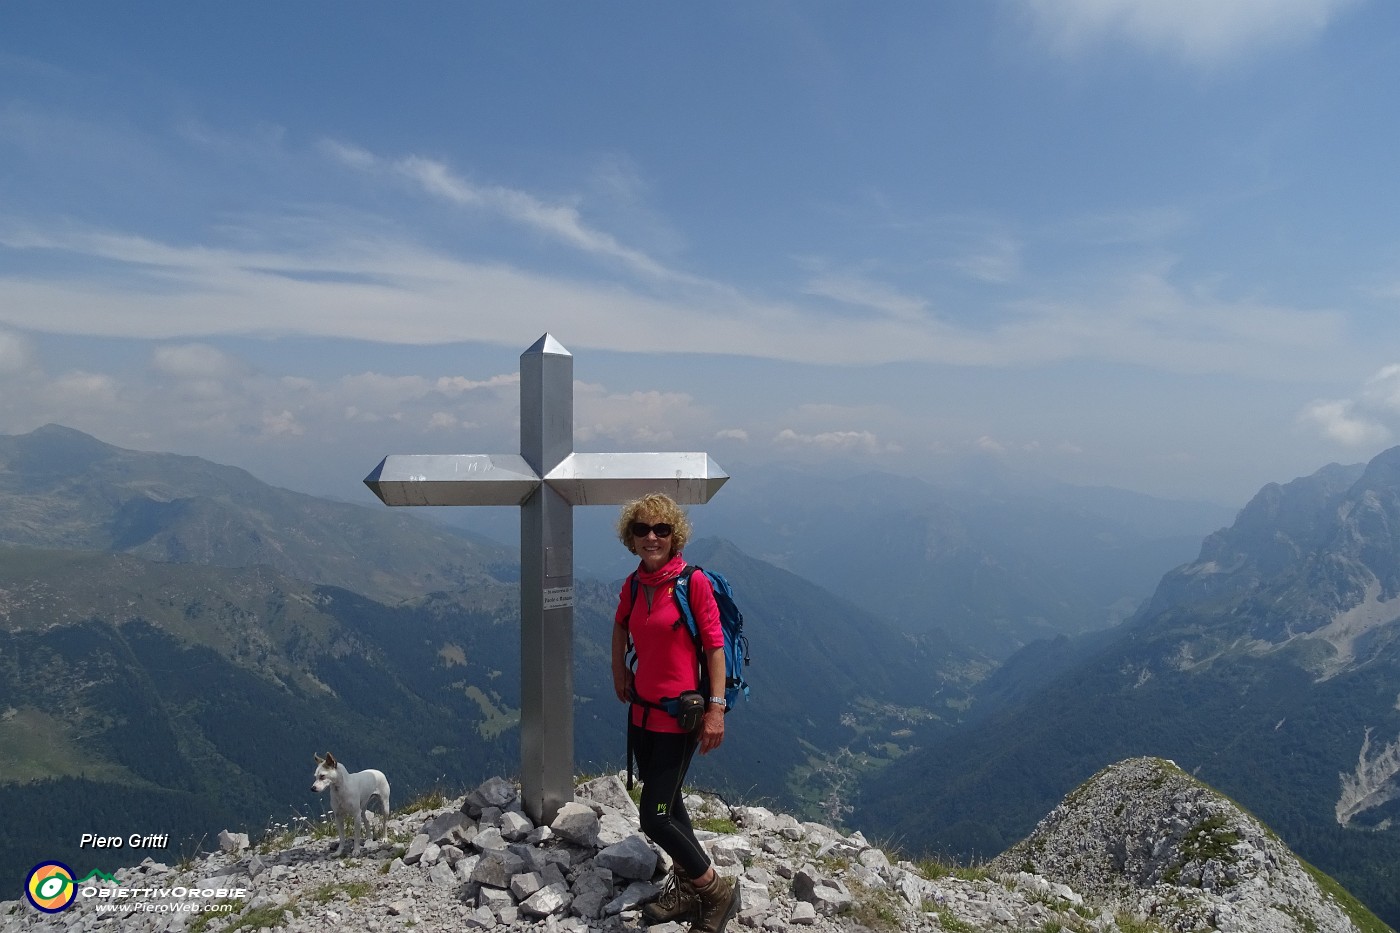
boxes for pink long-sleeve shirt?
[616,556,722,732]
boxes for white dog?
[311,752,391,856]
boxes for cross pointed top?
[525,333,571,358]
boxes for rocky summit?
[992,758,1369,933]
[1,761,1378,933]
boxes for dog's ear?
[325,752,337,766]
[314,753,326,765]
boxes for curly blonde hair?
[617,493,692,556]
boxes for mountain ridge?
[0,424,515,604]
[0,502,977,894]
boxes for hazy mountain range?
[0,425,971,891]
[440,456,1235,657]
[0,423,515,603]
[3,423,1396,925]
[855,447,1400,927]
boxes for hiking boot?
[642,868,697,924]
[689,871,740,933]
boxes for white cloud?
[952,235,1022,285]
[329,371,518,434]
[0,330,543,469]
[426,411,474,431]
[716,428,749,442]
[1065,207,1192,246]
[1018,0,1359,65]
[1298,399,1389,447]
[574,383,708,446]
[51,371,119,404]
[1298,364,1400,448]
[802,272,929,322]
[261,409,304,438]
[1359,364,1400,413]
[0,328,35,375]
[319,139,380,172]
[151,343,244,380]
[1003,267,1348,379]
[435,374,518,395]
[774,428,895,455]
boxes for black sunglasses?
[630,522,674,538]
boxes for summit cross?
[364,334,728,824]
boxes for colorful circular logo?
[25,862,76,913]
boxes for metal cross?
[364,334,728,824]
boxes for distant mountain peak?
[30,422,99,437]
[1354,445,1400,491]
[3,423,121,474]
[1139,450,1400,655]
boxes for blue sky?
[2,0,1398,508]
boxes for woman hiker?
[613,492,740,933]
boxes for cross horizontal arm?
[364,454,541,506]
[543,452,728,505]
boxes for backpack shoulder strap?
[623,572,640,673]
[671,565,704,645]
[626,571,639,617]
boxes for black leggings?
[629,723,711,878]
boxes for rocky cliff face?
[1134,449,1400,836]
[1142,450,1400,672]
[3,759,1379,933]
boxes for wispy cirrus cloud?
[950,232,1023,285]
[0,215,1355,381]
[0,110,1361,385]
[322,141,692,284]
[1017,0,1360,65]
[802,270,929,322]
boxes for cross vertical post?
[363,334,727,825]
[517,338,575,823]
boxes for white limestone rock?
[549,801,601,848]
[519,881,571,919]
[403,832,430,865]
[499,810,534,842]
[217,830,249,853]
[593,833,657,880]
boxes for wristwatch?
[708,697,726,706]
